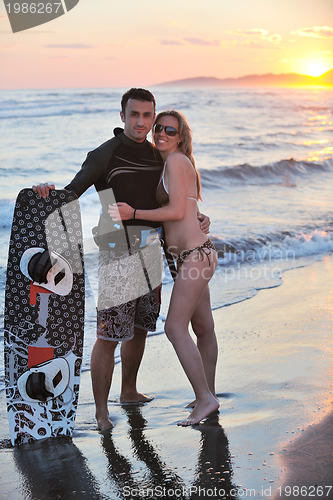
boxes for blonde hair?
[154,110,202,201]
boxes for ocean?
[0,86,332,389]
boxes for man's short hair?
[121,88,156,115]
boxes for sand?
[0,254,332,499]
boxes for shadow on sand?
[101,406,238,499]
[13,407,238,499]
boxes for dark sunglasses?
[153,123,178,137]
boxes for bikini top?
[155,162,197,206]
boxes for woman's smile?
[153,115,179,155]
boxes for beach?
[0,86,332,499]
[1,253,332,499]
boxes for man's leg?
[120,326,152,403]
[90,338,118,430]
[119,244,162,404]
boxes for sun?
[303,61,327,77]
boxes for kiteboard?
[4,188,85,446]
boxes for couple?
[33,88,219,429]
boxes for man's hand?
[198,212,210,235]
[32,183,55,199]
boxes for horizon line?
[1,69,332,91]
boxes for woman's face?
[153,115,180,156]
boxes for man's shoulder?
[85,132,123,165]
[92,133,122,155]
[86,130,161,166]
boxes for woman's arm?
[109,155,189,222]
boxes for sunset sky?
[0,0,332,89]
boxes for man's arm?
[32,141,112,199]
[64,149,104,198]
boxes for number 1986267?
[277,486,332,497]
[6,3,62,14]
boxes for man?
[34,88,209,431]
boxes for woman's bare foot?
[178,395,219,427]
[185,394,218,409]
[185,399,196,408]
[119,391,154,404]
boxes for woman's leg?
[186,286,218,407]
[165,250,219,425]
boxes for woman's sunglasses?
[153,124,178,137]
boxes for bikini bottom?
[176,238,216,267]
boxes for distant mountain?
[156,69,333,87]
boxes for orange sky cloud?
[229,29,269,36]
[0,0,332,89]
[294,26,333,38]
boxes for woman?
[109,110,219,426]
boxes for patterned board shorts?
[96,242,163,341]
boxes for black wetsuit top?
[66,128,163,236]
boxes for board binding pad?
[4,189,85,446]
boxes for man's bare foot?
[119,391,154,404]
[96,412,114,432]
[178,396,219,427]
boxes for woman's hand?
[108,202,135,221]
[198,212,210,234]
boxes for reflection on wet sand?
[102,406,186,496]
[102,407,237,499]
[12,404,237,500]
[13,437,103,499]
[191,414,236,498]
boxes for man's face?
[120,99,155,143]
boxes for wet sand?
[0,254,332,499]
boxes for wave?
[0,200,15,229]
[0,92,121,120]
[1,191,332,265]
[200,158,333,188]
[0,106,110,120]
[211,224,333,263]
